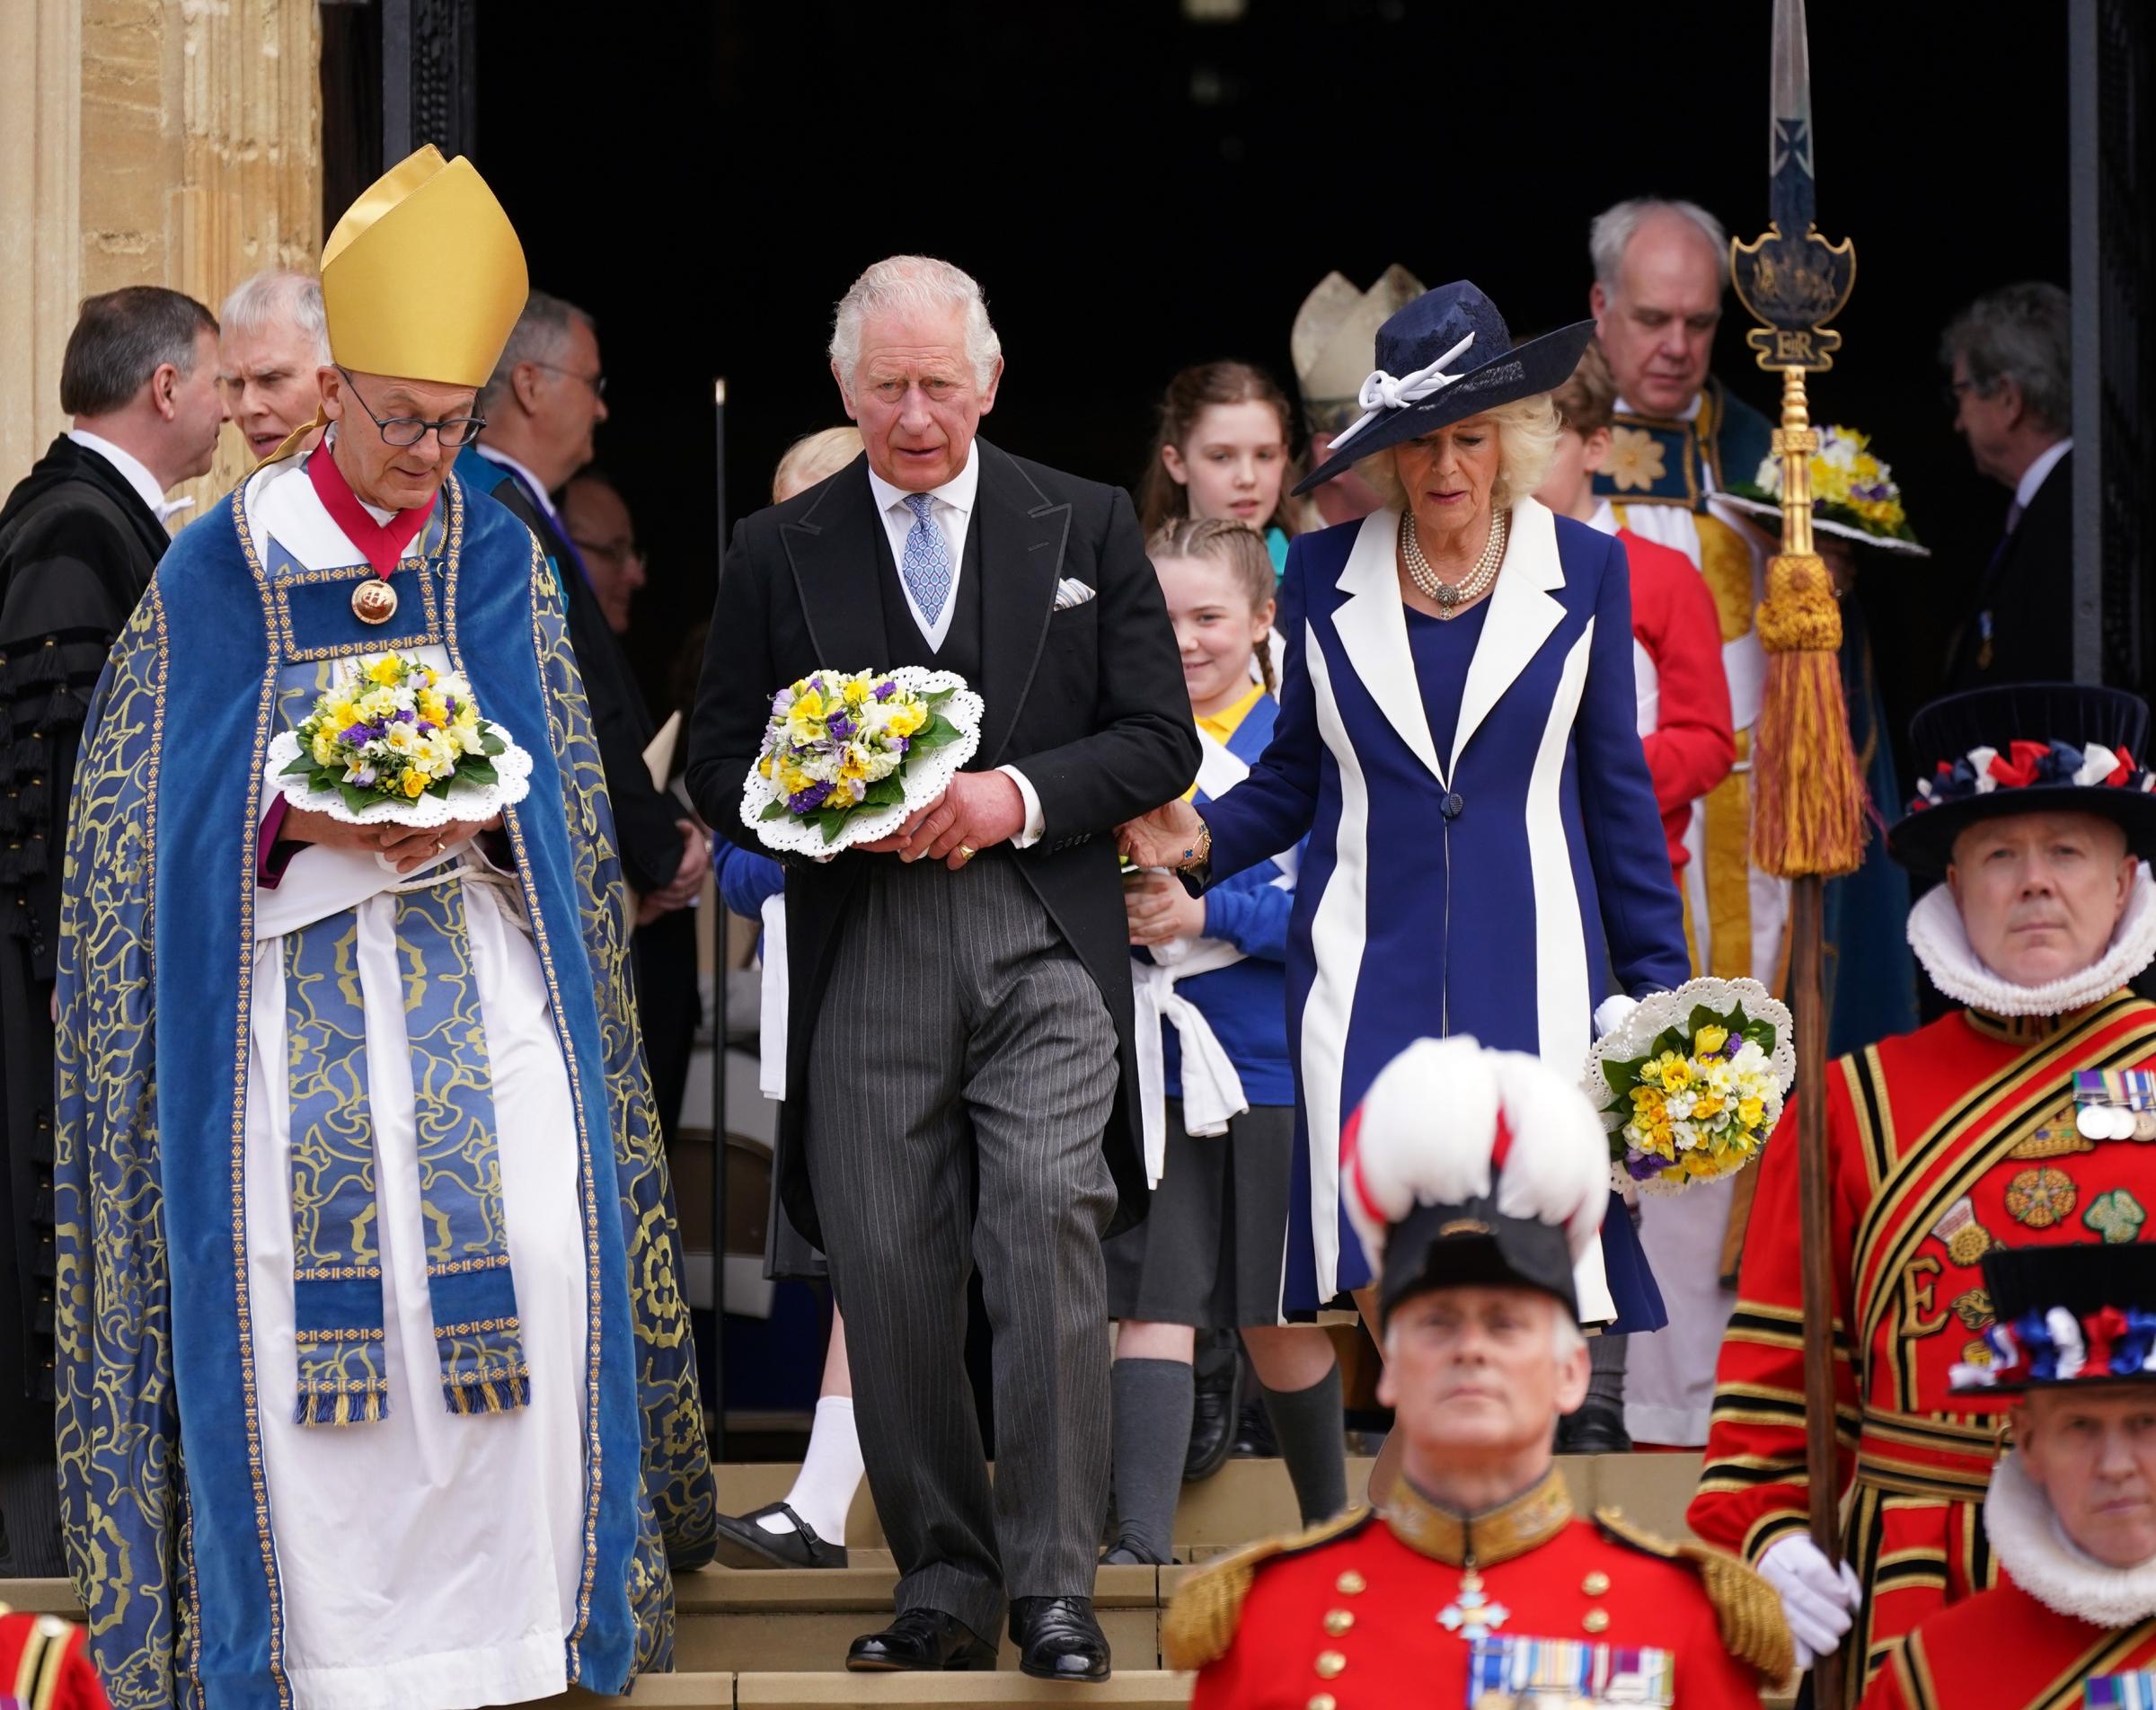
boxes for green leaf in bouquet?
[461,758,499,787]
[425,778,454,799]
[859,776,906,807]
[909,713,963,750]
[481,729,508,757]
[814,809,851,843]
[758,800,792,822]
[337,784,379,814]
[280,753,317,777]
[922,687,957,707]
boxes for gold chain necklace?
[1401,507,1507,617]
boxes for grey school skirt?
[1105,1099,1294,1327]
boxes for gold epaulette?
[1594,1508,1795,1684]
[1162,1507,1373,1671]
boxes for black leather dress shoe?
[845,1608,997,1672]
[711,1501,848,1570]
[1183,1333,1241,1483]
[1010,1595,1112,1682]
[1556,1397,1631,1456]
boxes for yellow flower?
[1737,1095,1766,1129]
[1604,426,1668,493]
[402,771,428,798]
[1692,1094,1723,1121]
[1657,1052,1692,1092]
[368,656,402,687]
[842,678,870,708]
[1683,1151,1722,1178]
[786,690,825,736]
[1693,1024,1728,1057]
[311,732,336,766]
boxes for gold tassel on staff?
[1750,364,1867,881]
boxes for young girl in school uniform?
[1103,518,1347,1564]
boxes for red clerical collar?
[306,447,434,579]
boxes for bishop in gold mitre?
[52,146,715,1710]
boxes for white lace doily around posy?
[1581,975,1798,1195]
[740,667,985,858]
[266,729,535,830]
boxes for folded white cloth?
[758,893,788,1100]
[1131,935,1252,1188]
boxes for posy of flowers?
[280,653,508,813]
[751,668,978,846]
[1585,978,1796,1194]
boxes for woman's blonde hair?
[772,425,865,503]
[1146,516,1279,694]
[1353,394,1564,516]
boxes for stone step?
[563,1671,1193,1707]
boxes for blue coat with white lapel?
[1199,498,1689,1306]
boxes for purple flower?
[340,722,372,746]
[873,681,896,702]
[395,707,416,722]
[416,721,437,735]
[787,779,835,813]
[1627,1153,1671,1181]
[828,713,853,740]
[896,736,911,752]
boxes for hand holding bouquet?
[742,666,985,855]
[1583,977,1796,1193]
[268,652,532,828]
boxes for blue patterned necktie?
[900,491,952,626]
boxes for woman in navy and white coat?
[1122,280,1691,1345]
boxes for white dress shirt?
[2013,437,2072,519]
[862,441,1042,846]
[66,427,193,524]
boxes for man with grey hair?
[458,291,710,1094]
[688,254,1197,1681]
[218,267,330,462]
[1940,281,2074,689]
[0,283,224,1576]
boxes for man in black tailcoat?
[0,284,225,1574]
[686,255,1197,1682]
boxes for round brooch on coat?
[351,578,399,625]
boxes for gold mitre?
[321,146,527,389]
[1292,264,1426,426]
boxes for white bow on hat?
[1326,332,1477,454]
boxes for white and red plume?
[1341,1036,1610,1279]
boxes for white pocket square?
[1054,577,1096,611]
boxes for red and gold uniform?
[1690,991,2156,1703]
[1167,1467,1790,1707]
[0,1607,106,1710]
[1861,1575,2156,1710]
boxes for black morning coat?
[685,441,1200,1248]
[1944,447,2076,691]
[0,434,171,1449]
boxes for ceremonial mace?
[1729,1,1862,1702]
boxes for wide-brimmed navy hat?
[1294,280,1595,496]
[1887,682,2156,876]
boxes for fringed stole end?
[294,1387,392,1427]
[441,1369,533,1416]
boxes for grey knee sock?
[1586,1331,1627,1409]
[1260,1363,1348,1526]
[1110,1358,1193,1564]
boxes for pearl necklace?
[1401,507,1507,616]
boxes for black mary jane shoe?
[711,1501,849,1571]
[845,1607,997,1672]
[1099,1534,1173,1567]
[1555,1397,1632,1456]
[1183,1333,1241,1484]
[1011,1594,1113,1683]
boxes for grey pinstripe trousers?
[805,855,1119,1639]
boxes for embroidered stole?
[285,881,527,1423]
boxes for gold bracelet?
[1179,819,1212,871]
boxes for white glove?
[1593,993,1640,1037]
[1759,1535,1862,1670]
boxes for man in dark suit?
[0,284,225,1575]
[1941,281,2075,689]
[460,293,707,1136]
[686,255,1197,1681]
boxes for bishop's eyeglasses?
[338,367,487,448]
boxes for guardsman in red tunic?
[0,1607,106,1710]
[1862,1242,2156,1708]
[1691,683,2156,1705]
[1165,1039,1792,1707]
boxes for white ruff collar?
[1986,1452,2156,1626]
[1906,866,2156,1018]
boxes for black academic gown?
[0,435,168,1559]
[461,456,702,1139]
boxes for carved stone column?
[0,0,323,517]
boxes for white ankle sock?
[762,1395,863,1543]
